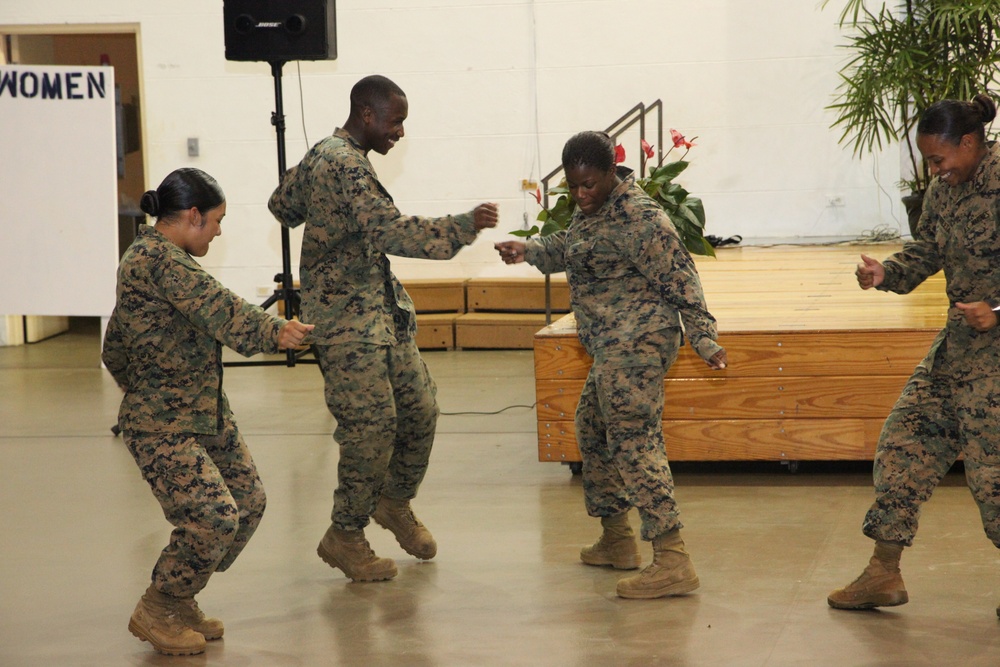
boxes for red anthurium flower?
[670,129,695,149]
[534,187,542,205]
[641,139,655,159]
[614,144,626,163]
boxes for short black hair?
[917,93,997,146]
[140,168,225,220]
[350,75,406,114]
[562,131,615,173]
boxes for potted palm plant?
[823,0,1000,234]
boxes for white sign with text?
[0,64,118,316]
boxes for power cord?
[749,225,902,249]
[440,402,536,416]
[296,61,309,147]
[852,224,901,244]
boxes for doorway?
[1,26,145,345]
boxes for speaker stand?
[225,60,315,367]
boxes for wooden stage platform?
[532,243,949,465]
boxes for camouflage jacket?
[879,141,1000,381]
[102,225,286,434]
[524,170,722,361]
[268,128,479,345]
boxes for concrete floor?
[3,319,1000,666]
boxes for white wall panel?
[0,0,905,301]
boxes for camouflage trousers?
[864,368,1000,546]
[576,328,683,541]
[124,416,266,598]
[314,338,438,531]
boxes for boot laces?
[394,504,421,527]
[595,532,618,550]
[846,558,892,588]
[383,503,425,533]
[348,535,378,560]
[155,606,190,635]
[652,546,687,568]
[176,598,206,623]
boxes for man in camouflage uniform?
[496,131,727,599]
[828,95,1000,613]
[104,167,313,656]
[268,74,498,582]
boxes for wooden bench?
[404,279,466,350]
[455,277,571,349]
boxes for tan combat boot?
[172,597,224,640]
[372,496,438,560]
[828,541,907,609]
[616,528,700,599]
[317,525,398,581]
[128,585,207,656]
[580,513,641,570]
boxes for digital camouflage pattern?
[268,127,483,530]
[523,172,723,540]
[576,329,684,541]
[313,341,437,530]
[864,369,1000,546]
[879,142,1000,383]
[524,168,722,362]
[126,417,266,597]
[267,127,479,346]
[864,141,1000,545]
[103,225,286,434]
[103,224,284,598]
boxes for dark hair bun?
[139,190,160,217]
[973,94,997,124]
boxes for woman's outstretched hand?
[495,241,526,265]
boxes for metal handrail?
[539,99,664,210]
[537,100,664,323]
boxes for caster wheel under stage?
[782,460,801,474]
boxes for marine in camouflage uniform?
[862,142,1000,549]
[268,126,477,531]
[103,225,288,600]
[512,154,724,599]
[268,77,497,581]
[828,97,1000,612]
[524,167,723,540]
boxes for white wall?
[0,0,903,306]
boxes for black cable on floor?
[440,403,536,416]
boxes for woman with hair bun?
[829,94,1000,614]
[103,168,313,655]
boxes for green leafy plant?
[513,129,715,257]
[823,0,1000,194]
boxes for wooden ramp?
[533,243,949,464]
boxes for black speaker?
[224,0,337,62]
